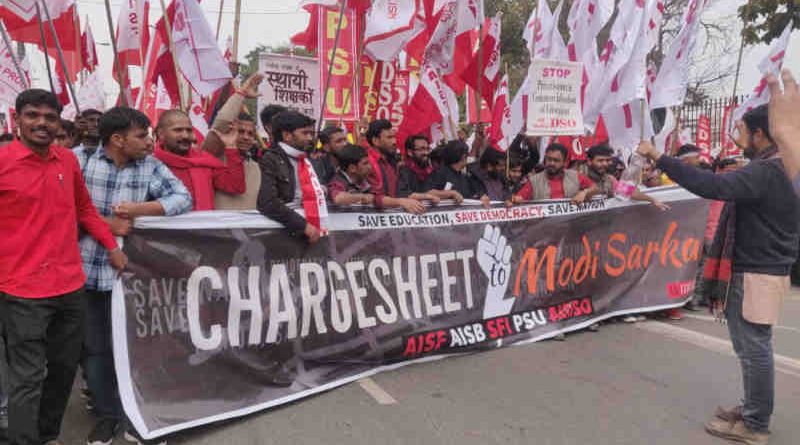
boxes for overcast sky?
[24,0,800,108]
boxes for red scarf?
[297,153,328,230]
[154,147,223,210]
[405,160,434,183]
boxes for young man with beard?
[257,111,323,243]
[312,125,349,185]
[585,145,669,210]
[73,109,104,169]
[154,110,245,210]
[328,144,425,215]
[0,89,127,445]
[468,147,510,202]
[80,107,192,445]
[397,135,462,203]
[366,119,401,198]
[638,104,800,445]
[424,140,491,207]
[513,143,598,204]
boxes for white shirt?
[279,142,303,206]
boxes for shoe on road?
[87,418,120,445]
[623,316,638,323]
[125,428,167,445]
[551,333,566,341]
[714,405,743,422]
[705,418,769,445]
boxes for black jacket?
[257,147,307,234]
[657,154,800,275]
[423,165,486,200]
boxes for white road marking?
[682,313,800,334]
[635,321,800,379]
[358,378,398,405]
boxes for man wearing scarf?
[398,135,463,203]
[638,104,800,445]
[257,111,324,244]
[154,110,246,210]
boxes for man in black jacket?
[424,140,490,207]
[638,104,800,445]
[257,111,320,243]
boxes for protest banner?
[114,187,706,440]
[695,114,711,161]
[319,4,359,121]
[362,59,410,126]
[257,53,319,122]
[526,59,584,136]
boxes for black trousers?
[0,289,86,445]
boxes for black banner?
[113,188,708,439]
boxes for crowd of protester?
[1,68,800,445]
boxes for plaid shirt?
[78,147,193,291]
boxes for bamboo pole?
[103,0,129,106]
[40,1,81,114]
[232,0,242,62]
[35,4,55,92]
[215,0,226,40]
[474,19,485,125]
[0,22,29,89]
[317,0,348,135]
[158,0,189,111]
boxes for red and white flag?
[583,0,650,128]
[525,0,567,61]
[0,43,27,106]
[649,0,709,109]
[733,21,794,120]
[397,66,458,147]
[488,75,512,152]
[422,0,484,75]
[462,14,501,104]
[81,20,98,72]
[695,114,712,162]
[364,0,426,61]
[116,0,150,68]
[63,69,106,120]
[161,0,232,97]
[603,99,654,159]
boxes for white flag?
[364,0,425,61]
[423,0,484,74]
[170,0,232,96]
[62,70,106,120]
[0,44,26,106]
[603,99,654,160]
[116,0,149,66]
[649,0,709,109]
[733,21,794,121]
[525,0,567,61]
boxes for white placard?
[258,53,320,122]
[525,59,584,136]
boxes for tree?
[739,0,799,45]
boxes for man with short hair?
[257,111,323,243]
[397,135,460,203]
[328,144,425,214]
[55,119,77,148]
[81,107,191,445]
[73,109,104,165]
[259,104,288,146]
[0,89,127,445]
[202,74,263,211]
[312,125,348,184]
[366,119,401,198]
[585,144,668,210]
[154,109,245,210]
[513,143,597,203]
[424,140,490,206]
[639,104,800,445]
[676,144,703,167]
[469,147,510,201]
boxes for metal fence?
[673,95,747,154]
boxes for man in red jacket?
[0,89,127,445]
[154,110,245,210]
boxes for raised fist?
[477,225,514,319]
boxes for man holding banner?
[638,104,800,444]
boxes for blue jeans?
[725,273,775,433]
[85,290,123,421]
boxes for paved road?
[59,291,800,445]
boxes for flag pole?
[317,0,348,136]
[0,21,29,89]
[104,0,129,106]
[232,0,242,62]
[34,3,56,92]
[216,0,226,40]
[136,32,158,109]
[74,9,83,86]
[475,19,484,126]
[158,0,189,111]
[41,1,81,114]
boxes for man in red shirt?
[0,89,127,445]
[513,143,598,203]
[154,110,245,210]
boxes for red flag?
[397,66,456,153]
[488,75,512,152]
[462,15,501,104]
[117,0,150,68]
[695,114,712,162]
[81,20,98,72]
